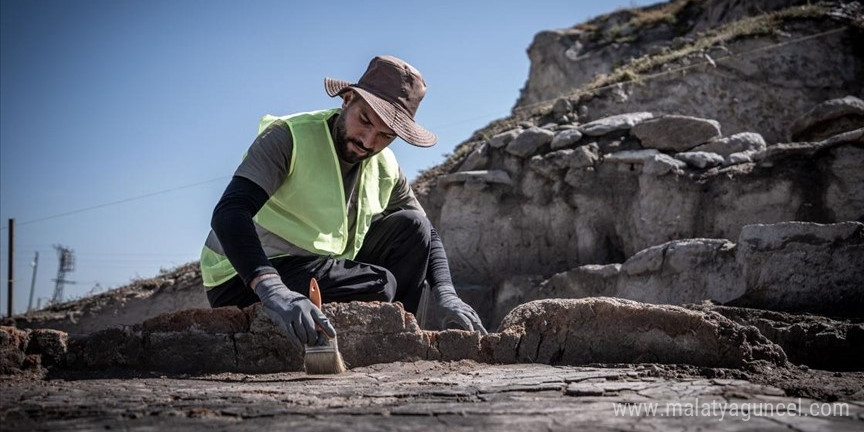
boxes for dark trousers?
[207,210,431,314]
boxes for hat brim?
[324,77,437,147]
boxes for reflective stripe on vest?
[199,109,399,287]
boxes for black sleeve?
[211,176,278,287]
[426,227,454,288]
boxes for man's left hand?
[433,285,488,334]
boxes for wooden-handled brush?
[304,278,347,374]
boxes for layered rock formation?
[516,1,863,147]
[492,221,863,327]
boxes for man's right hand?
[252,275,337,346]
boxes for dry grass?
[630,0,698,29]
[586,4,828,91]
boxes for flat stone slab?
[580,112,654,136]
[2,361,862,431]
[633,115,722,152]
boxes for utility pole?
[7,218,14,318]
[51,245,75,305]
[28,252,39,313]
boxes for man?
[200,55,487,347]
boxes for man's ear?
[341,90,355,108]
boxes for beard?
[332,115,373,164]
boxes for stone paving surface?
[2,361,862,431]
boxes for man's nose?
[358,131,376,149]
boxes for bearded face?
[331,91,397,164]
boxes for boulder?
[579,112,653,136]
[674,151,724,169]
[528,145,600,180]
[731,221,864,316]
[459,143,490,171]
[723,151,756,166]
[550,129,584,150]
[488,129,522,149]
[692,132,767,157]
[498,298,787,368]
[505,127,555,157]
[633,115,722,152]
[789,95,864,142]
[643,153,688,175]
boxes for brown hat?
[325,55,437,147]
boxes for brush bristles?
[304,339,347,374]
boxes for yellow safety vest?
[200,109,399,287]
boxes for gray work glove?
[433,284,488,334]
[253,276,336,346]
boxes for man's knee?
[386,210,431,242]
[367,269,397,302]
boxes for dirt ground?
[2,361,862,431]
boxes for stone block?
[142,307,249,334]
[488,129,522,149]
[234,332,303,373]
[580,112,653,136]
[434,330,481,361]
[643,153,687,175]
[505,127,554,157]
[27,329,68,367]
[323,301,407,335]
[550,129,583,150]
[145,332,236,373]
[0,326,29,374]
[339,332,430,368]
[479,332,520,364]
[633,115,721,152]
[459,143,490,171]
[498,298,786,368]
[693,132,766,157]
[67,327,144,369]
[674,151,724,169]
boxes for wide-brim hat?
[325,55,437,147]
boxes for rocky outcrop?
[424,102,863,289]
[518,0,828,108]
[515,3,862,145]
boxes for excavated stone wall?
[427,112,863,290]
[1,297,794,377]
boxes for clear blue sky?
[1,0,649,315]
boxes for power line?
[1,176,228,230]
